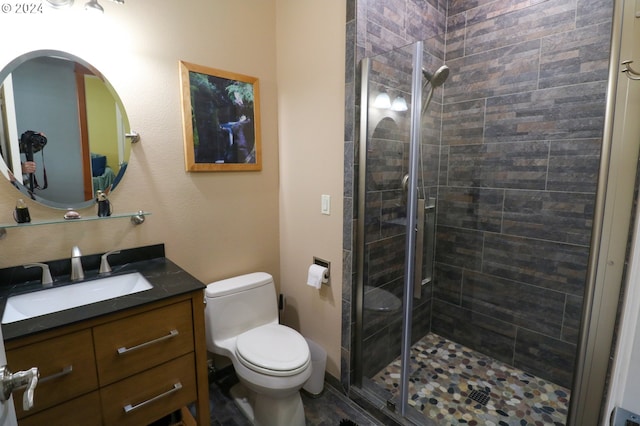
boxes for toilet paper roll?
[307,264,328,289]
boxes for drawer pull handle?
[40,365,73,384]
[123,382,182,413]
[16,365,73,390]
[117,329,179,355]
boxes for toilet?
[204,272,311,426]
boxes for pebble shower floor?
[373,333,570,426]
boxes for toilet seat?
[236,324,310,377]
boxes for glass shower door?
[356,40,441,420]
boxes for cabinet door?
[93,300,195,386]
[100,354,197,426]
[18,391,101,426]
[6,329,98,418]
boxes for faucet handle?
[24,263,53,287]
[100,250,121,274]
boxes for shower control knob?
[0,365,39,411]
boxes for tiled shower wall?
[342,0,613,392]
[432,0,612,389]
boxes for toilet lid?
[236,324,310,376]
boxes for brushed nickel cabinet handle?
[117,329,179,355]
[16,365,72,390]
[40,365,73,384]
[123,382,182,413]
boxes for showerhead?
[422,65,450,88]
[421,64,450,115]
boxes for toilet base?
[230,383,255,423]
[230,382,306,426]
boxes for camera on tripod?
[19,131,47,156]
[18,130,47,192]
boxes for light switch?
[321,194,331,215]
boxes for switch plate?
[321,194,331,215]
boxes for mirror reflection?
[0,50,131,209]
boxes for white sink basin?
[2,272,153,324]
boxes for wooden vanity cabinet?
[5,290,210,426]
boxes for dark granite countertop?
[0,244,205,341]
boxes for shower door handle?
[414,198,436,299]
[414,198,426,299]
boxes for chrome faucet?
[24,263,53,287]
[70,246,84,281]
[99,250,120,274]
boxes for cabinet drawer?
[7,329,98,418]
[100,353,197,426]
[94,300,194,386]
[18,391,101,426]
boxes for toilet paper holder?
[313,257,330,285]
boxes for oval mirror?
[0,50,132,209]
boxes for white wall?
[0,2,280,281]
[275,0,346,378]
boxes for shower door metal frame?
[354,54,367,389]
[571,0,640,424]
[398,41,423,417]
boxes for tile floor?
[208,366,382,426]
[373,333,570,426]
[205,332,570,425]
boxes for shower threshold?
[371,333,570,425]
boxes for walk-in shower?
[345,0,636,423]
[353,31,602,423]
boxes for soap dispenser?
[96,190,112,217]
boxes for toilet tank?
[205,272,279,343]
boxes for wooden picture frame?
[179,61,261,171]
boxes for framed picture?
[179,61,261,171]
